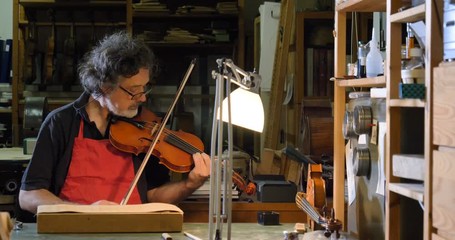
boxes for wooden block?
[37,203,183,233]
[392,154,425,181]
[255,148,282,175]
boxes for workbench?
[179,201,307,223]
[11,223,297,240]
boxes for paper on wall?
[376,122,386,196]
[346,140,356,205]
[258,2,280,92]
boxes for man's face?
[101,68,151,118]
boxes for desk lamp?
[208,58,264,240]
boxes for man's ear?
[99,85,112,96]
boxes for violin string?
[141,122,202,154]
[164,132,201,154]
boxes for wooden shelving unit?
[294,10,334,146]
[333,1,387,234]
[11,0,245,147]
[334,0,446,238]
[385,0,443,239]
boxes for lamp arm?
[214,58,262,93]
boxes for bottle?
[406,23,415,59]
[366,28,384,78]
[401,47,424,84]
[357,41,368,78]
[405,48,423,70]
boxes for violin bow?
[120,59,196,205]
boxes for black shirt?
[20,92,170,203]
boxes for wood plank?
[433,150,455,182]
[433,66,455,147]
[390,4,425,23]
[12,0,20,146]
[385,0,409,238]
[264,0,295,150]
[333,10,347,230]
[432,233,447,240]
[424,0,443,238]
[388,183,424,202]
[392,154,425,181]
[295,12,304,146]
[336,0,386,12]
[432,150,455,236]
[434,231,455,240]
[389,99,425,108]
[335,76,386,87]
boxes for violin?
[306,163,326,230]
[109,107,253,193]
[110,108,202,173]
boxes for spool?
[353,105,372,135]
[353,147,371,177]
[342,111,356,139]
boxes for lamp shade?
[218,88,264,132]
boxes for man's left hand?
[187,152,211,189]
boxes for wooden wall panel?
[433,66,455,147]
[432,150,455,236]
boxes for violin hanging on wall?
[44,9,55,86]
[63,12,76,90]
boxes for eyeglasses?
[118,84,153,101]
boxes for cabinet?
[386,0,442,239]
[11,0,244,148]
[12,0,128,146]
[294,11,334,161]
[333,0,386,235]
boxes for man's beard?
[116,107,138,118]
[107,101,139,118]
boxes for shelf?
[18,22,127,27]
[145,42,234,49]
[390,4,425,23]
[388,183,424,202]
[335,0,386,12]
[335,76,386,87]
[19,0,125,7]
[0,108,12,113]
[133,12,237,19]
[296,11,334,19]
[389,99,425,108]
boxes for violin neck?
[164,134,200,155]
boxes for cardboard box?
[37,203,183,233]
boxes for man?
[19,32,210,215]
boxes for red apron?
[59,120,142,204]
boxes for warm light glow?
[218,88,264,132]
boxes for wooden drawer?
[434,66,455,147]
[432,150,455,237]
